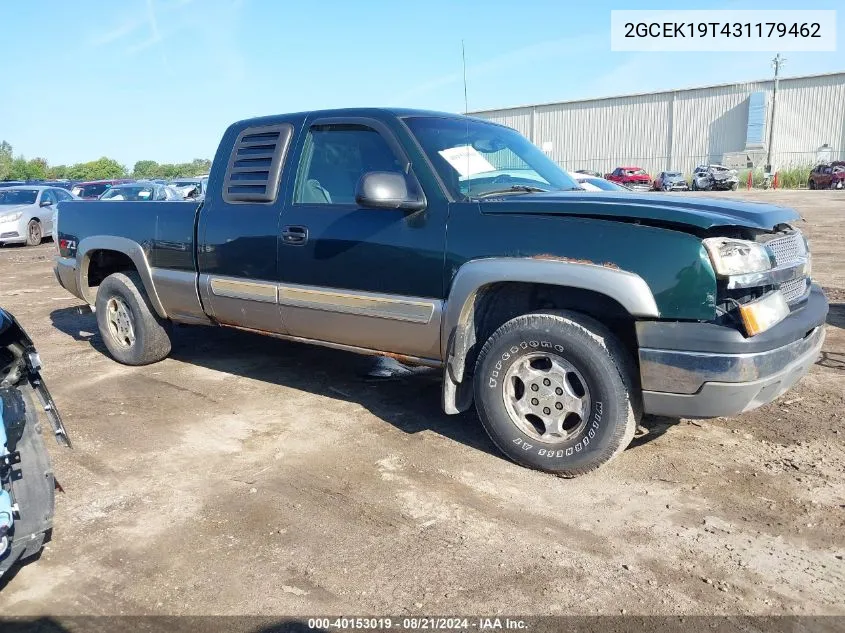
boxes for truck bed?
[57,200,201,271]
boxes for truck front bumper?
[54,257,82,300]
[637,285,828,418]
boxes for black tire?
[730,182,738,191]
[808,179,815,190]
[691,180,697,191]
[25,220,42,247]
[0,385,54,579]
[95,271,172,365]
[473,310,638,477]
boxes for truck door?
[276,116,447,362]
[197,120,298,333]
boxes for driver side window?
[293,124,402,205]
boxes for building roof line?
[468,70,845,115]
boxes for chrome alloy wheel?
[106,296,136,348]
[502,352,591,444]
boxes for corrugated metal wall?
[471,72,845,177]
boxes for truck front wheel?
[473,311,637,477]
[95,272,172,365]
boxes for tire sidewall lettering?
[486,338,607,460]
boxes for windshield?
[582,178,628,191]
[100,186,156,201]
[405,117,578,199]
[623,168,647,176]
[0,189,38,205]
[665,172,682,178]
[172,181,197,188]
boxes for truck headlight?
[0,212,22,222]
[702,237,773,276]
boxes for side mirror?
[40,199,53,207]
[355,172,425,212]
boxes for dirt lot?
[0,190,842,616]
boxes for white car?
[0,186,76,247]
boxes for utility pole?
[766,53,786,174]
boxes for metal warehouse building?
[470,71,845,177]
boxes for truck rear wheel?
[95,272,172,365]
[473,311,637,477]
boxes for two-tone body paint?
[54,108,803,368]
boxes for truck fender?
[76,236,168,319]
[440,257,659,414]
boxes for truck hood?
[479,192,800,230]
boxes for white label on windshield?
[138,191,151,198]
[438,145,496,178]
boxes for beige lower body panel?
[198,274,442,360]
[151,268,212,325]
[281,303,441,359]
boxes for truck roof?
[232,107,498,128]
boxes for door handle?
[282,225,308,245]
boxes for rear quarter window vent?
[223,123,294,203]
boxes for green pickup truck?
[53,108,827,476]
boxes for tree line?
[0,140,211,182]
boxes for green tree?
[133,160,160,179]
[130,158,211,180]
[68,157,127,181]
[8,157,30,180]
[27,157,48,181]
[47,164,69,179]
[0,140,12,181]
[189,158,211,175]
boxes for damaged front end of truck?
[0,307,70,580]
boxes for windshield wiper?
[475,185,549,198]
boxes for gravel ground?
[0,190,842,616]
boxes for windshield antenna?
[461,40,469,115]
[462,39,471,197]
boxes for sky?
[0,0,842,169]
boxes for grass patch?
[735,165,814,189]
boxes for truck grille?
[759,231,810,304]
[779,277,809,303]
[763,232,806,267]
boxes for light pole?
[765,53,786,174]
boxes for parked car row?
[0,176,209,248]
[573,165,742,192]
[70,177,207,200]
[0,176,208,200]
